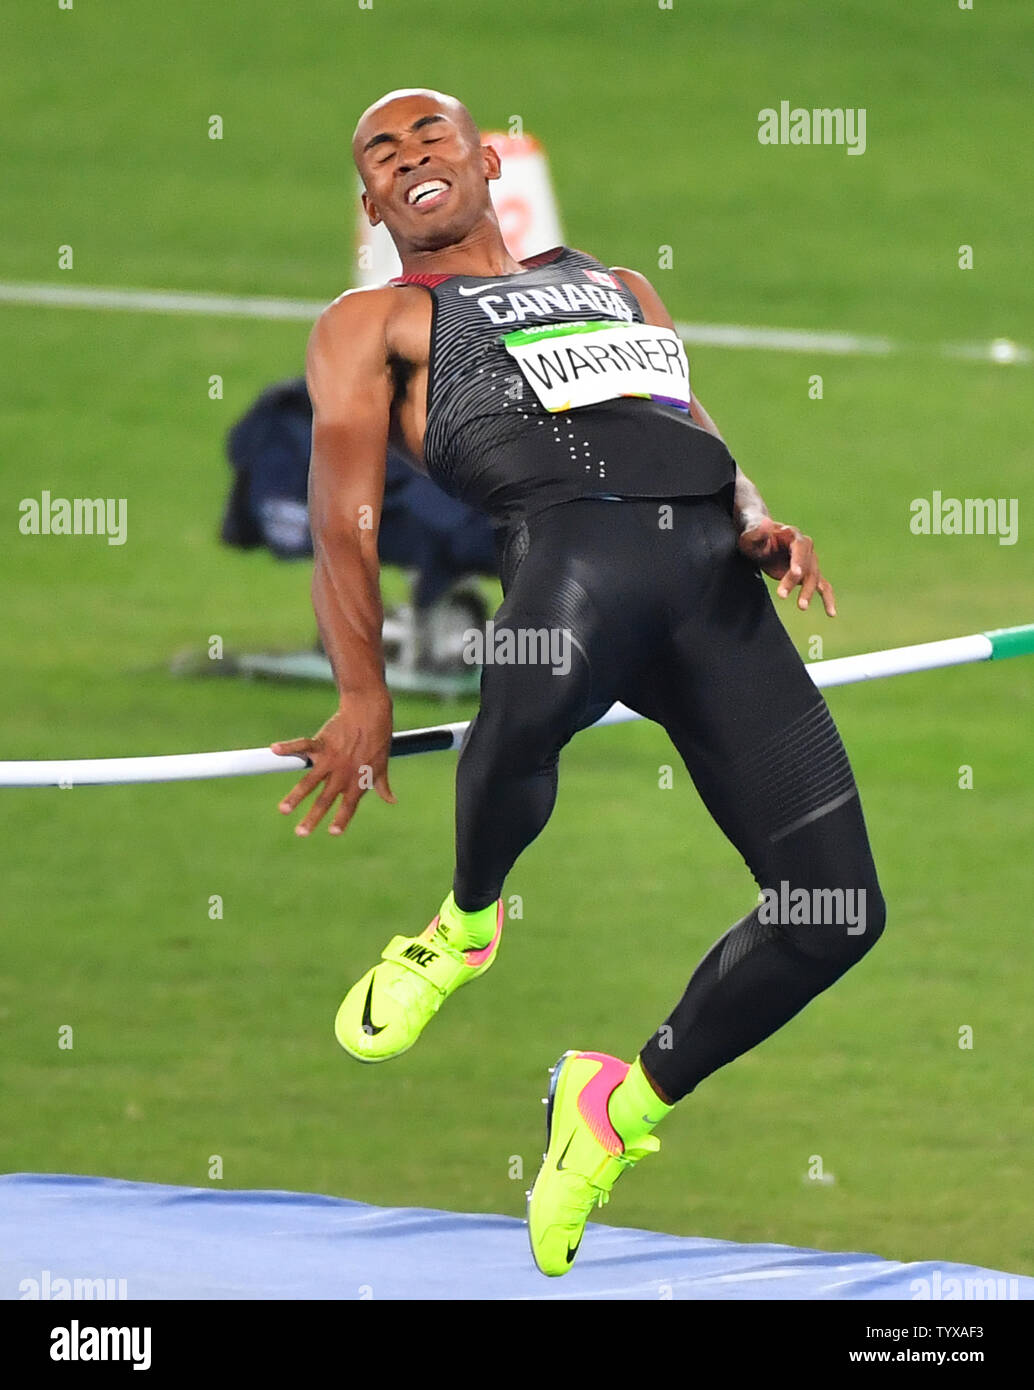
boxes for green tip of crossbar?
[983,624,1034,660]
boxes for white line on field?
[0,281,327,322]
[0,279,1029,364]
[673,321,893,356]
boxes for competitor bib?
[501,319,691,414]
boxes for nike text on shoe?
[334,899,504,1063]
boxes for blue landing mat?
[2,1174,1030,1301]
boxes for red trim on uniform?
[389,272,453,287]
[518,245,566,269]
[389,245,567,287]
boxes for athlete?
[271,89,886,1277]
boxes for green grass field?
[2,0,1032,1279]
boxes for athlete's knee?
[470,675,589,778]
[777,871,885,971]
[755,828,885,966]
[760,803,885,964]
[855,874,886,953]
[462,710,554,782]
[833,869,885,964]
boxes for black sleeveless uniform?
[392,245,885,1103]
[390,245,736,529]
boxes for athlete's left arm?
[611,266,836,616]
[610,265,765,516]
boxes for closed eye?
[378,136,442,165]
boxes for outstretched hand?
[271,691,396,838]
[738,518,837,616]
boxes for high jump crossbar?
[0,624,1031,788]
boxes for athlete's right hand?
[271,692,397,837]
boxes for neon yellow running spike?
[527,1051,661,1277]
[334,897,504,1063]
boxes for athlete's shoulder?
[606,267,675,330]
[306,284,403,369]
[314,284,397,333]
[606,266,653,294]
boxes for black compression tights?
[453,495,886,1102]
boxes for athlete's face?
[354,98,498,251]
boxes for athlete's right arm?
[614,263,835,617]
[272,291,398,837]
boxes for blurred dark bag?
[221,377,498,607]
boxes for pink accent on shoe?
[462,899,504,967]
[574,1052,630,1154]
[420,915,441,942]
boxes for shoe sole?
[544,1049,577,1141]
[526,1049,579,1275]
[336,1033,420,1066]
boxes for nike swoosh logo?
[457,283,507,296]
[361,979,386,1036]
[556,1133,576,1171]
[555,1133,583,1262]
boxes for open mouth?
[405,179,451,210]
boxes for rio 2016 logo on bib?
[501,320,691,414]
